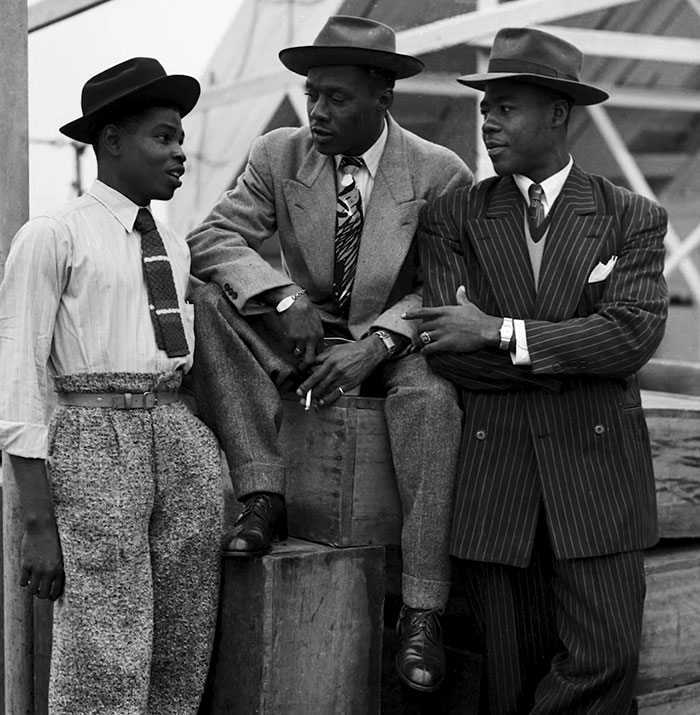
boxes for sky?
[28,0,243,218]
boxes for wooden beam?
[469,26,700,64]
[396,0,640,56]
[28,0,113,33]
[2,0,32,710]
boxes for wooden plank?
[27,0,113,33]
[638,546,700,694]
[201,539,385,714]
[637,681,700,714]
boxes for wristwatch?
[275,289,307,313]
[372,329,397,357]
[499,317,514,352]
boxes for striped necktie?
[528,183,549,243]
[134,208,190,357]
[333,155,365,318]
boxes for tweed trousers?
[192,283,463,609]
[47,372,223,715]
[459,516,645,715]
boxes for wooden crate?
[637,545,700,696]
[643,391,700,538]
[637,682,700,714]
[201,538,385,715]
[280,395,402,547]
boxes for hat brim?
[279,46,424,80]
[456,72,608,106]
[59,74,201,144]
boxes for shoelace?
[401,609,442,643]
[236,495,272,523]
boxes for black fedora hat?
[457,27,608,106]
[60,57,201,144]
[279,15,424,80]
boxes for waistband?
[57,391,180,410]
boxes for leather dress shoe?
[395,605,446,692]
[223,492,287,556]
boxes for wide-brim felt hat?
[60,57,201,144]
[279,15,424,79]
[457,27,608,106]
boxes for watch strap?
[499,317,514,352]
[275,289,307,313]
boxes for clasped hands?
[402,286,501,354]
[271,294,386,406]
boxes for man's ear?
[377,87,394,113]
[551,99,570,128]
[99,124,122,158]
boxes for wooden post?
[0,2,31,714]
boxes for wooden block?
[636,681,700,714]
[280,395,402,547]
[202,538,385,715]
[637,544,700,695]
[643,391,700,538]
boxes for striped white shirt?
[0,180,194,459]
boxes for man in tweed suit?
[187,16,472,691]
[404,28,669,714]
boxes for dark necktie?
[134,208,190,357]
[528,183,549,243]
[333,155,365,318]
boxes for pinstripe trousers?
[47,372,224,715]
[459,516,645,715]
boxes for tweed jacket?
[187,115,472,341]
[419,164,669,565]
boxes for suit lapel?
[282,145,336,294]
[349,116,421,326]
[467,177,537,318]
[534,165,612,320]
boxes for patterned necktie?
[527,183,548,243]
[134,208,190,357]
[333,155,365,317]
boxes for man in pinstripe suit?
[404,28,669,714]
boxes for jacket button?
[594,424,606,435]
[223,283,238,299]
[475,429,487,441]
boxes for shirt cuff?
[511,319,531,365]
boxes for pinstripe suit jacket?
[419,164,669,565]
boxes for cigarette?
[304,389,312,411]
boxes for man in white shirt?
[0,58,223,714]
[186,15,473,692]
[405,27,668,714]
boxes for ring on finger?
[338,386,346,396]
[293,346,303,356]
[419,331,432,345]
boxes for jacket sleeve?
[186,134,294,314]
[419,189,564,392]
[525,195,669,377]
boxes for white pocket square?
[587,255,617,284]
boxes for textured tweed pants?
[192,283,463,609]
[46,372,223,715]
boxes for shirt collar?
[514,155,574,210]
[333,118,388,178]
[88,179,151,233]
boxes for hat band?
[488,58,578,82]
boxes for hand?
[403,286,501,355]
[295,337,386,405]
[20,518,64,601]
[271,294,324,370]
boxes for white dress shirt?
[0,180,194,459]
[333,118,388,206]
[509,156,574,365]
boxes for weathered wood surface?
[636,681,700,714]
[280,395,402,547]
[278,391,700,546]
[644,391,700,538]
[201,538,385,715]
[637,544,700,695]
